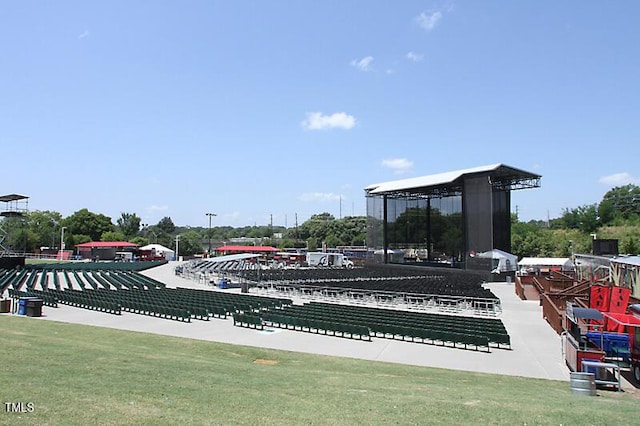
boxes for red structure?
[75,241,139,261]
[214,246,279,255]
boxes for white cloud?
[406,51,424,62]
[222,212,241,221]
[599,172,640,186]
[350,56,374,72]
[301,112,356,130]
[416,11,443,31]
[78,30,89,39]
[381,158,414,175]
[299,192,342,202]
[146,204,168,212]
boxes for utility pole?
[175,234,181,261]
[206,212,216,255]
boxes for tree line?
[511,184,640,259]
[2,184,639,259]
[0,209,367,257]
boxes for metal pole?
[60,227,66,260]
[206,213,216,255]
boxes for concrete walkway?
[17,262,574,381]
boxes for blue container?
[18,298,28,315]
[218,279,227,289]
[585,331,629,357]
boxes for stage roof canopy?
[365,163,540,198]
[0,194,29,202]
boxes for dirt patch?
[253,358,279,366]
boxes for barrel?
[570,372,596,396]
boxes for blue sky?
[1,1,638,228]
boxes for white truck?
[306,252,354,268]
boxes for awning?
[202,253,261,263]
[572,307,604,321]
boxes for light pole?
[206,213,216,255]
[60,226,67,260]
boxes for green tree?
[117,212,141,238]
[599,184,640,224]
[307,237,318,252]
[177,230,203,256]
[157,217,175,234]
[0,217,38,252]
[69,234,92,248]
[621,237,639,255]
[63,209,114,241]
[26,210,64,249]
[101,231,127,242]
[129,236,149,246]
[559,204,600,233]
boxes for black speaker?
[593,239,618,256]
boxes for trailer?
[306,252,354,268]
[605,304,640,383]
[563,303,605,373]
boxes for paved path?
[6,261,580,382]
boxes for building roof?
[215,245,279,253]
[478,249,517,260]
[365,163,540,198]
[611,255,640,267]
[519,257,572,267]
[140,244,174,254]
[202,253,261,263]
[75,241,139,248]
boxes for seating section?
[245,264,497,300]
[258,302,509,351]
[1,263,510,352]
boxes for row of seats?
[26,261,167,272]
[1,267,167,293]
[260,312,372,341]
[245,265,495,300]
[267,301,509,350]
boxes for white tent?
[518,257,573,273]
[140,244,175,260]
[478,249,518,273]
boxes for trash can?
[18,298,29,315]
[26,298,43,317]
[218,279,227,289]
[0,299,11,313]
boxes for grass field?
[1,315,638,425]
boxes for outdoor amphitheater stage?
[3,261,574,382]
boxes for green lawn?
[1,315,637,425]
